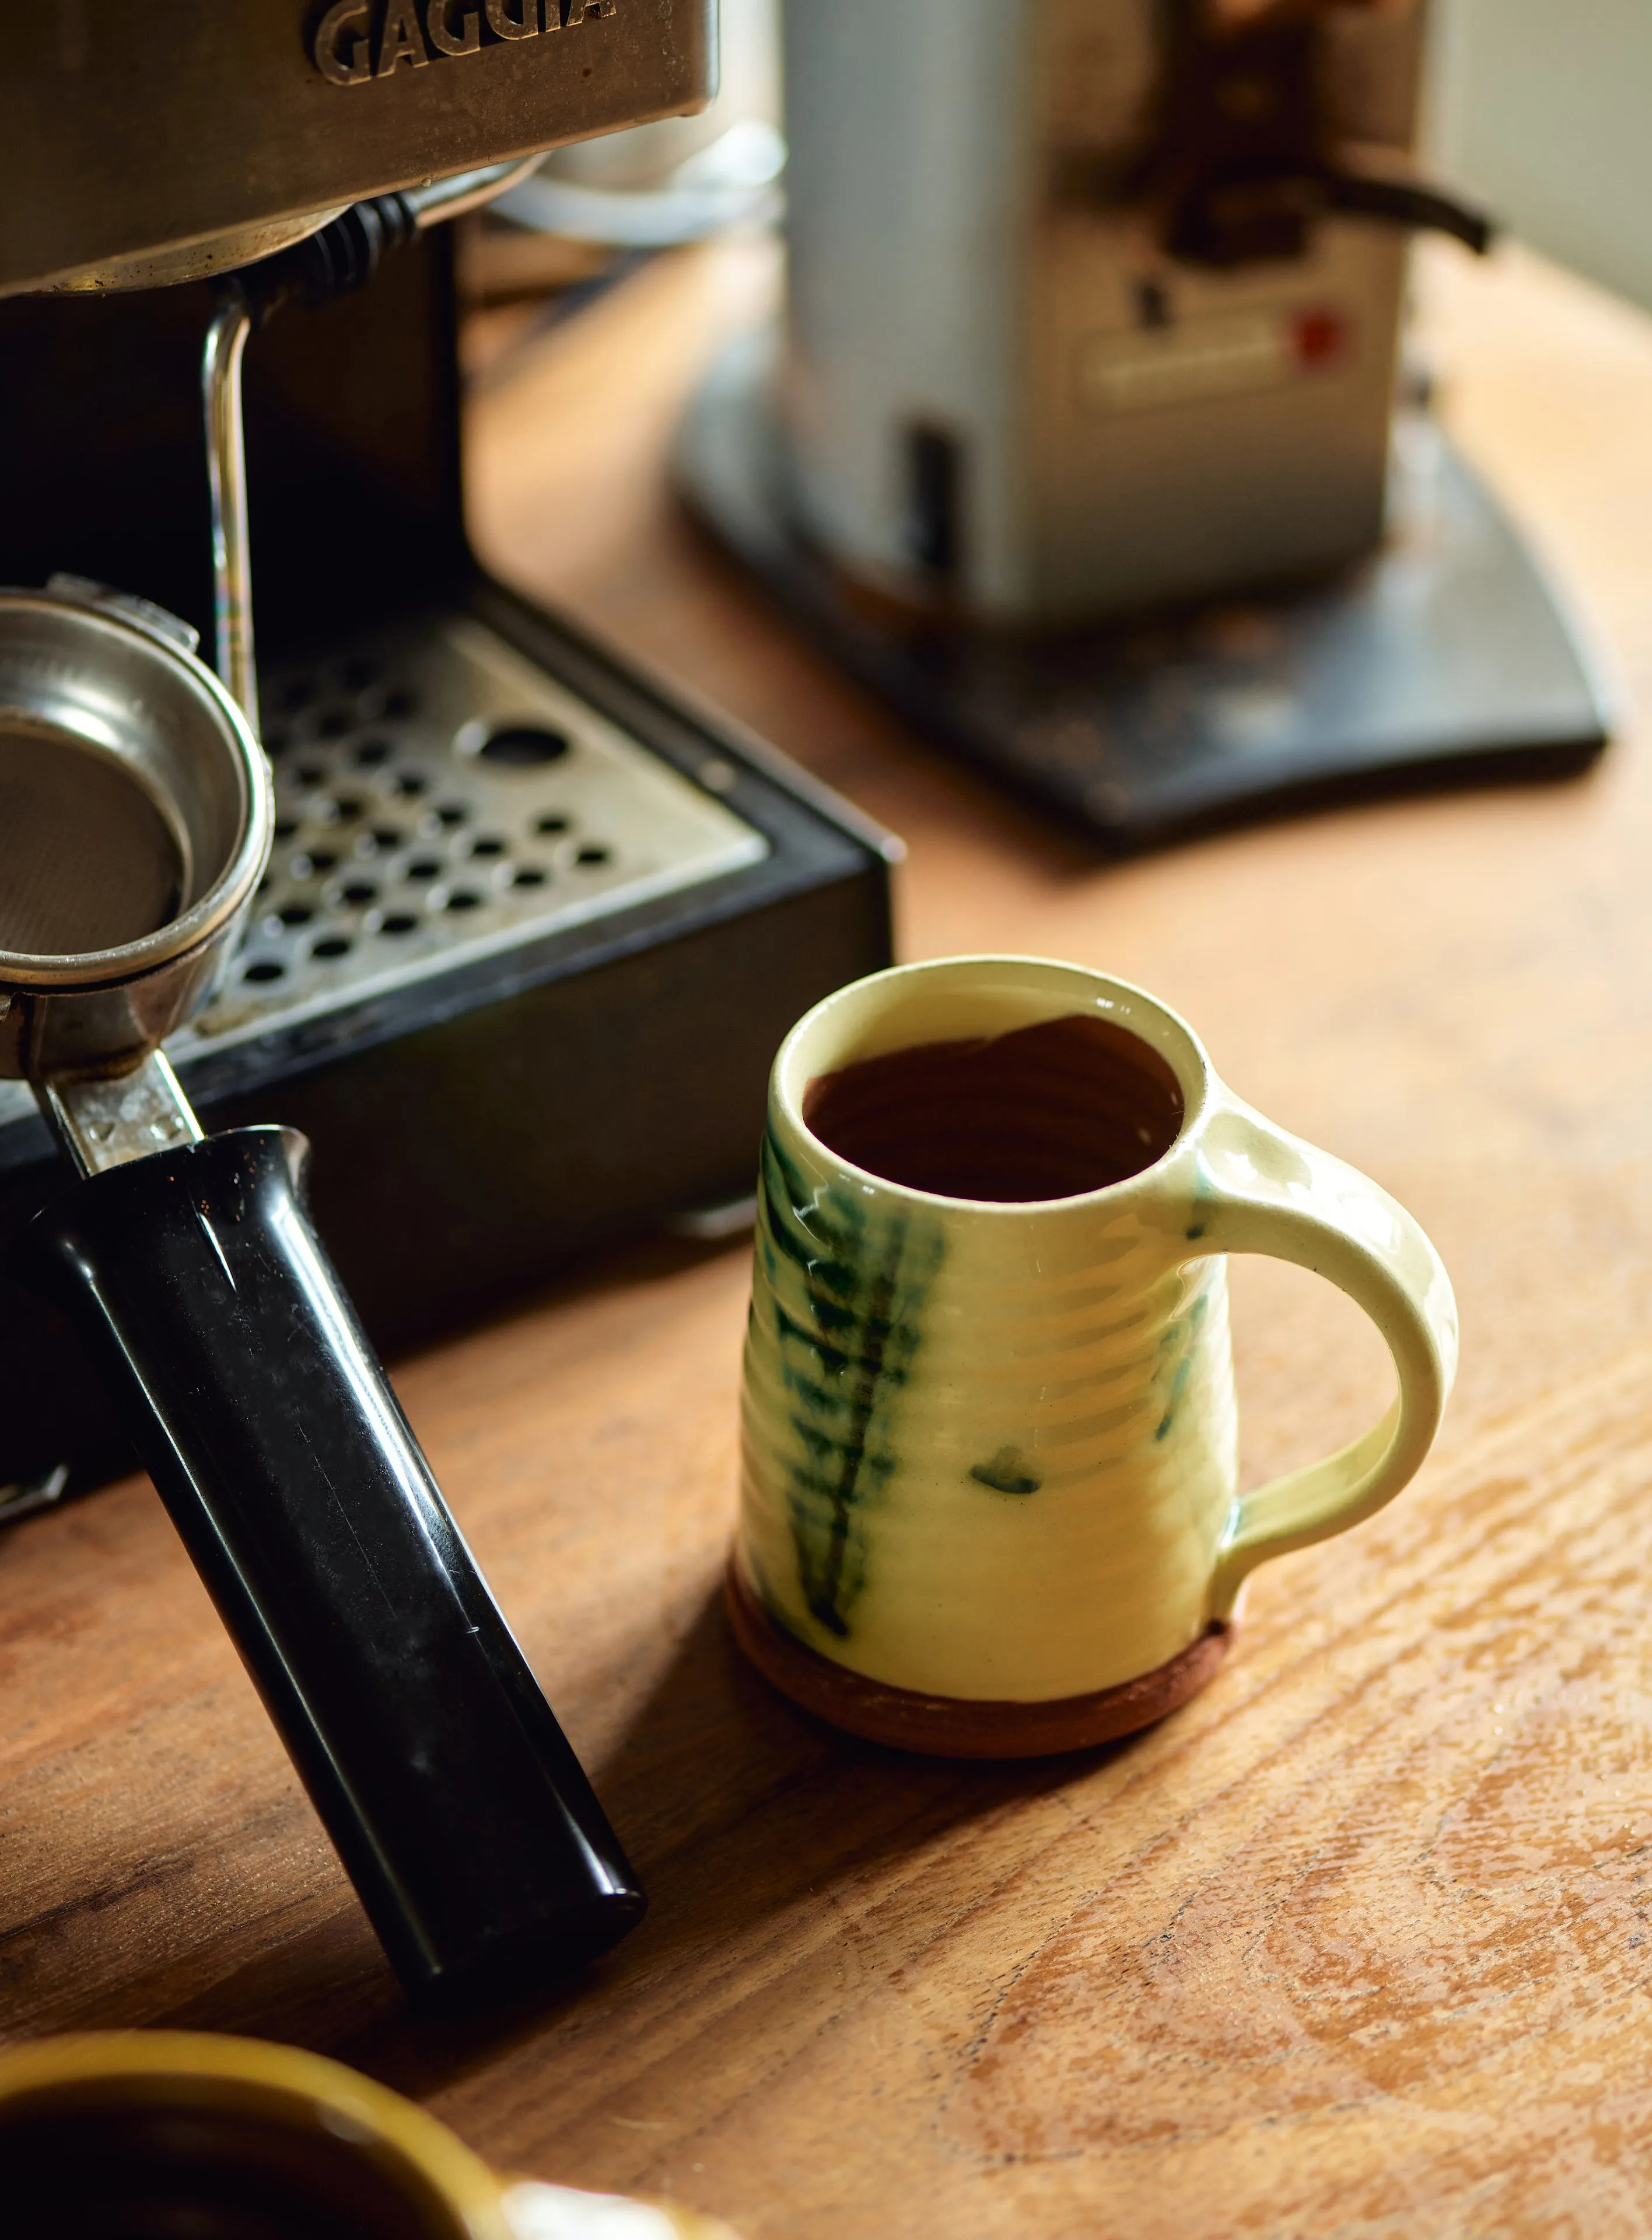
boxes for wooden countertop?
[6,235,1652,2235]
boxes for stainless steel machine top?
[0,1,716,296]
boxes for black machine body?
[0,229,895,1509]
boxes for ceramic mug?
[729,956,1458,1756]
[0,2031,735,2239]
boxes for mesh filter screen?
[0,727,183,957]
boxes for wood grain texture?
[4,235,1652,2234]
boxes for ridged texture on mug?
[739,1125,1239,1703]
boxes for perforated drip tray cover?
[206,612,766,1044]
[0,610,768,1130]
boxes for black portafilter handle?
[18,1125,644,2008]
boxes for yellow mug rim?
[0,2029,511,2240]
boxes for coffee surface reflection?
[802,1012,1184,1201]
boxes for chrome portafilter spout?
[0,271,645,2008]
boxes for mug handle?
[1192,1097,1460,1620]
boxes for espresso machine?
[0,3,894,2004]
[0,9,894,1498]
[680,0,1611,842]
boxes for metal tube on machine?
[198,160,537,741]
[202,294,258,733]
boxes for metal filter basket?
[0,583,268,1081]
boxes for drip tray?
[197,614,766,1049]
[0,584,895,1504]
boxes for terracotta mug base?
[724,1559,1233,1760]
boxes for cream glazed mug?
[728,957,1458,1756]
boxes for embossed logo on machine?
[312,0,618,86]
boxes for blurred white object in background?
[495,0,783,247]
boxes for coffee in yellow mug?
[0,2031,736,2238]
[730,957,1457,1755]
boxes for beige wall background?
[1431,0,1652,313]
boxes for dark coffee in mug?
[0,2098,452,2240]
[802,1012,1184,1202]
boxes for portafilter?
[0,579,643,2007]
